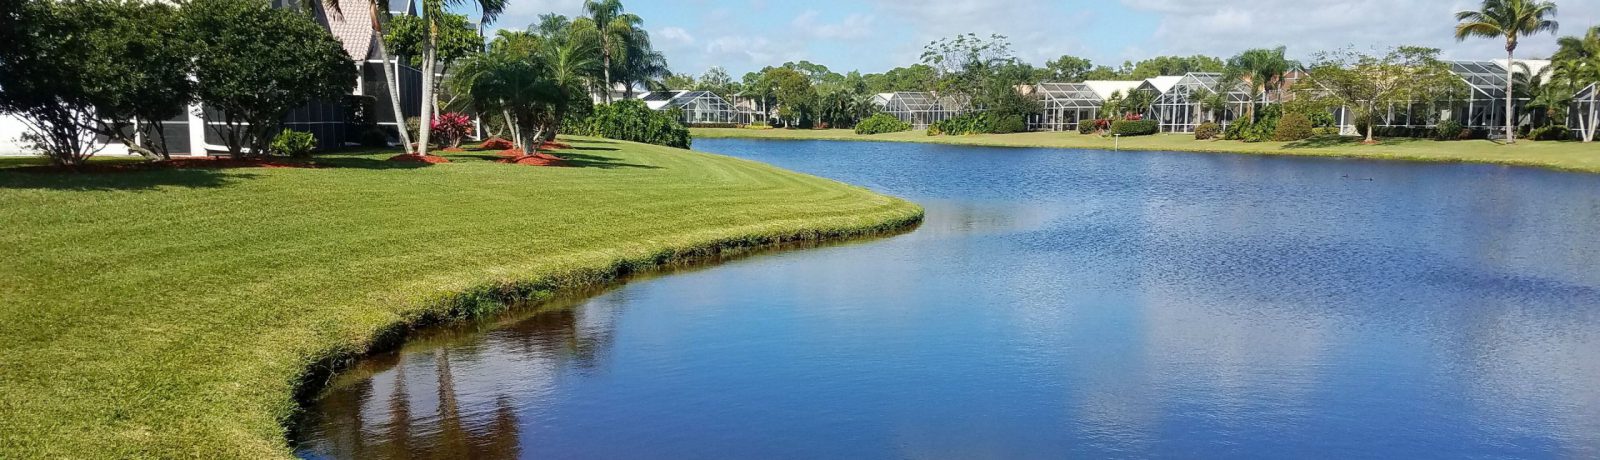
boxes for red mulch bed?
[387,154,451,164]
[480,137,514,150]
[441,146,466,152]
[495,148,524,158]
[540,141,571,150]
[9,157,318,174]
[497,152,566,166]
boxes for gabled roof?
[1034,82,1102,108]
[1140,76,1184,94]
[1083,80,1144,100]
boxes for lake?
[295,139,1600,458]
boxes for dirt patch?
[387,154,451,164]
[497,152,566,166]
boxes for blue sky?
[468,0,1600,78]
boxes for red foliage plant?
[1094,118,1112,130]
[1124,113,1144,121]
[430,112,474,148]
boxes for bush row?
[1109,119,1158,136]
[855,113,912,135]
[926,113,1027,136]
[568,100,691,149]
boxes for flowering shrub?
[1123,113,1144,121]
[430,112,474,148]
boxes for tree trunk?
[374,20,415,155]
[1504,48,1516,144]
[601,45,613,104]
[417,34,436,156]
[503,109,519,150]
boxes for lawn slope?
[693,128,1600,173]
[0,137,922,458]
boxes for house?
[0,0,426,156]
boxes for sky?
[467,0,1600,78]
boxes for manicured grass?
[0,137,922,458]
[693,128,1600,173]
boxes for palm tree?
[1512,62,1569,128]
[530,14,599,142]
[1226,47,1296,121]
[578,0,638,103]
[460,40,558,151]
[1554,26,1600,141]
[414,0,505,157]
[1455,0,1559,144]
[320,0,416,155]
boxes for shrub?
[270,129,316,158]
[1528,125,1571,141]
[1312,127,1341,136]
[928,113,993,136]
[429,112,474,148]
[1195,122,1221,140]
[1110,119,1158,136]
[572,99,691,149]
[854,113,912,135]
[1435,120,1464,141]
[481,137,513,150]
[1078,121,1097,135]
[992,114,1027,134]
[1272,113,1315,141]
[404,116,421,142]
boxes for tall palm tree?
[320,0,416,155]
[1511,62,1569,128]
[530,14,599,142]
[415,0,505,156]
[1455,0,1559,144]
[579,0,637,103]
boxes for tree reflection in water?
[297,299,622,460]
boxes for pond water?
[295,140,1600,458]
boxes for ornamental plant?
[430,112,474,148]
[269,129,316,158]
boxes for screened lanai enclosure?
[645,91,740,125]
[1033,83,1101,131]
[1574,83,1599,141]
[879,92,967,129]
[1148,73,1252,133]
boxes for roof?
[1034,82,1102,108]
[1140,76,1184,94]
[316,1,373,61]
[1083,81,1144,100]
[1577,82,1597,100]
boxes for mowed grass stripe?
[0,136,922,458]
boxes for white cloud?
[1119,0,1600,61]
[658,27,696,47]
[703,35,806,67]
[792,11,876,40]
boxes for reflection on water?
[297,140,1600,458]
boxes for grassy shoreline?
[693,128,1600,174]
[0,137,922,458]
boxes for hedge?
[1109,119,1158,136]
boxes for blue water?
[296,140,1600,459]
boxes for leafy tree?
[1045,55,1094,81]
[0,0,193,164]
[1512,61,1569,128]
[185,0,357,157]
[0,0,101,165]
[576,0,665,100]
[695,66,741,96]
[920,33,1014,102]
[768,67,815,127]
[663,73,697,89]
[385,13,482,114]
[1455,0,1559,143]
[864,64,938,93]
[1306,46,1459,144]
[1124,55,1225,79]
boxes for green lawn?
[694,128,1600,173]
[0,137,922,458]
